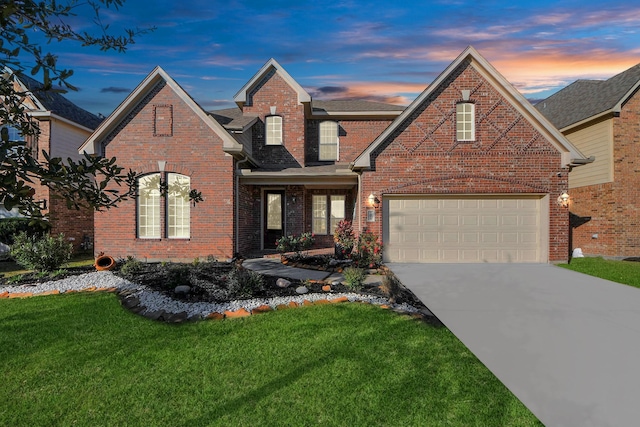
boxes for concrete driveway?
[387,263,640,427]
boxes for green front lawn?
[559,257,640,288]
[0,293,541,426]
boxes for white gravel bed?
[2,271,422,318]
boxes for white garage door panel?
[385,196,547,263]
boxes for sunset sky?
[16,0,640,116]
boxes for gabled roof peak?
[233,58,311,107]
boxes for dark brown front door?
[264,190,285,249]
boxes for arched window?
[137,173,161,238]
[167,173,190,238]
[136,172,191,239]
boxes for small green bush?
[275,232,315,253]
[119,257,144,277]
[0,218,49,245]
[10,232,72,272]
[343,267,366,290]
[227,267,265,298]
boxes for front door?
[264,190,285,249]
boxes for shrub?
[352,229,383,268]
[10,232,72,272]
[0,218,49,245]
[333,219,355,248]
[119,256,144,277]
[343,267,366,290]
[227,267,265,298]
[275,232,315,254]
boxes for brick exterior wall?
[244,70,306,167]
[569,90,640,258]
[48,195,94,252]
[306,119,394,164]
[94,81,235,261]
[360,60,570,262]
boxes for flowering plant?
[333,219,355,248]
[275,232,315,254]
[353,229,383,268]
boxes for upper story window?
[319,121,339,161]
[265,116,283,145]
[456,102,475,141]
[1,125,24,142]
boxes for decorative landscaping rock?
[322,285,331,292]
[295,286,309,294]
[175,285,191,294]
[0,242,10,261]
[276,278,291,288]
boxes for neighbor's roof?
[13,71,102,130]
[536,63,640,130]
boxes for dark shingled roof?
[208,107,257,130]
[17,72,102,130]
[312,99,405,113]
[209,99,405,129]
[536,63,640,129]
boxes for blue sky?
[19,0,640,116]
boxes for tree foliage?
[0,1,152,219]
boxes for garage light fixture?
[557,192,570,208]
[368,193,380,208]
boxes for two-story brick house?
[81,46,589,263]
[537,63,640,259]
[1,68,102,251]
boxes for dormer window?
[265,116,283,145]
[319,121,339,161]
[456,102,475,141]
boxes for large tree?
[0,0,151,220]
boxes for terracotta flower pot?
[95,255,116,271]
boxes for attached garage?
[383,195,549,263]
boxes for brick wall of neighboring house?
[360,60,570,262]
[305,119,394,164]
[48,196,94,252]
[570,90,640,258]
[244,70,306,167]
[94,81,235,261]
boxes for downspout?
[356,169,362,236]
[235,154,250,257]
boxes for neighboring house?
[537,63,640,258]
[0,68,102,251]
[80,46,589,263]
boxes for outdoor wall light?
[368,193,380,208]
[557,192,570,208]
[157,160,166,173]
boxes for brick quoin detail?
[95,82,235,261]
[360,61,569,262]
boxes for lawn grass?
[0,293,541,426]
[558,257,640,288]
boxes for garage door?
[384,196,548,263]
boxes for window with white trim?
[329,195,345,232]
[137,172,191,239]
[456,102,475,141]
[319,121,339,161]
[265,116,283,145]
[312,194,346,235]
[312,195,327,235]
[167,173,190,238]
[138,174,161,239]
